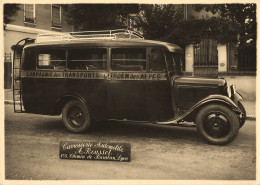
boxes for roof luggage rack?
[36,29,144,43]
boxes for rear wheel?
[196,104,239,145]
[62,99,91,133]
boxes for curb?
[5,100,18,105]
[4,100,256,120]
[246,115,256,120]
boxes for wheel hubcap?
[203,112,230,138]
[67,106,85,127]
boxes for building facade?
[183,5,256,76]
[4,4,73,88]
[4,4,255,89]
[184,5,230,76]
[4,4,73,54]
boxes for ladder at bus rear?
[12,38,34,113]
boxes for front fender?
[195,94,240,111]
[157,94,241,124]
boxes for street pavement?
[3,75,257,180]
[4,104,256,180]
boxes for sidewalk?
[222,75,256,119]
[5,89,12,101]
[222,76,256,102]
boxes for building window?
[24,4,35,24]
[127,14,138,31]
[52,4,62,28]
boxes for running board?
[108,119,196,127]
[155,121,196,127]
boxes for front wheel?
[62,99,91,133]
[196,104,239,145]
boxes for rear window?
[67,48,107,70]
[111,48,146,71]
[23,48,36,70]
[37,49,66,70]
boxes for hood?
[174,77,226,87]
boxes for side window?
[111,48,146,71]
[68,48,107,70]
[149,48,166,72]
[37,49,65,70]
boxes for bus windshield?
[167,52,183,75]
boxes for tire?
[62,99,91,133]
[196,104,239,145]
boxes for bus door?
[107,48,148,120]
[146,48,173,121]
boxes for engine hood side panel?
[172,77,227,112]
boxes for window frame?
[110,47,148,72]
[51,4,62,29]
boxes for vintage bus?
[12,30,246,145]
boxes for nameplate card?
[60,141,131,162]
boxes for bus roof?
[23,39,183,53]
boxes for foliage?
[192,4,256,48]
[136,5,241,47]
[63,4,140,31]
[136,4,183,41]
[63,4,256,49]
[168,17,240,46]
[4,4,20,25]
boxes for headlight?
[230,85,236,95]
[227,86,231,98]
[227,85,236,99]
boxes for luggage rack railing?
[36,29,144,43]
